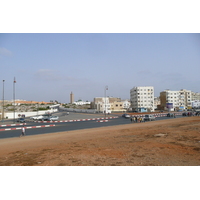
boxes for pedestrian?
[130,117,133,123]
[135,116,138,123]
[20,126,26,137]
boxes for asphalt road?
[0,111,186,139]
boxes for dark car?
[17,118,26,123]
[182,112,187,116]
[167,113,174,117]
[195,111,200,116]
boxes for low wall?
[59,107,98,114]
[4,109,58,119]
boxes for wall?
[4,108,58,119]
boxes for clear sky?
[0,33,200,102]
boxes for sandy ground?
[0,117,200,166]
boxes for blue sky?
[0,33,200,102]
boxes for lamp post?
[104,86,108,118]
[2,80,5,121]
[13,77,16,123]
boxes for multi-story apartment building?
[160,89,192,111]
[160,90,180,111]
[130,86,154,112]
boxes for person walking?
[20,126,26,137]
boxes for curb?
[0,123,26,127]
[35,116,118,123]
[0,124,55,131]
[96,120,108,122]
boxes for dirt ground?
[0,117,200,166]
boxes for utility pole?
[104,86,108,118]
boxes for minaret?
[70,92,74,104]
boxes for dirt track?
[0,117,200,166]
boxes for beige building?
[92,97,130,113]
[154,97,160,110]
[0,100,52,105]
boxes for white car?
[48,116,59,121]
[30,115,44,120]
[144,114,156,121]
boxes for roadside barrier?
[130,112,184,118]
[0,124,55,131]
[35,116,119,123]
[96,120,108,122]
[0,123,26,127]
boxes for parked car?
[17,118,26,123]
[48,116,59,121]
[30,114,51,121]
[167,113,174,117]
[30,115,39,120]
[144,114,156,121]
[195,111,200,116]
[182,112,187,116]
[122,114,131,118]
[30,115,45,120]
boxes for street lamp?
[13,77,16,123]
[2,80,5,121]
[104,85,108,118]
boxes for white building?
[73,100,91,105]
[191,100,200,108]
[122,100,131,110]
[160,89,192,111]
[130,86,154,112]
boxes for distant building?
[70,92,74,104]
[0,99,52,105]
[191,92,200,101]
[130,86,154,112]
[154,97,161,110]
[73,100,91,105]
[191,100,200,108]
